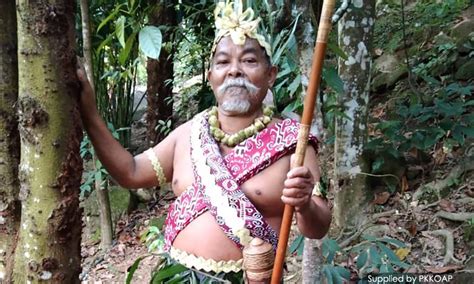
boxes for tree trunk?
[294,1,325,282]
[79,0,95,91]
[97,181,113,249]
[13,1,83,282]
[80,0,113,250]
[146,0,176,147]
[0,1,20,282]
[333,0,375,229]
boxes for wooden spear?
[271,0,336,282]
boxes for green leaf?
[272,14,300,64]
[323,238,341,263]
[95,170,102,184]
[115,15,126,48]
[372,156,385,172]
[376,120,401,130]
[423,128,445,148]
[167,273,189,284]
[323,67,344,94]
[95,159,102,169]
[119,32,137,65]
[289,234,304,255]
[327,42,348,60]
[369,246,382,265]
[452,124,465,145]
[380,237,406,248]
[363,235,377,242]
[153,263,188,282]
[139,26,163,59]
[322,265,334,284]
[439,119,455,131]
[128,0,136,10]
[282,99,302,114]
[380,263,390,273]
[288,74,302,97]
[97,4,125,32]
[334,266,350,280]
[461,126,474,138]
[331,271,342,284]
[274,77,289,93]
[276,66,292,79]
[421,75,440,86]
[126,255,148,284]
[378,243,410,269]
[357,249,368,269]
[97,34,114,52]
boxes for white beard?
[221,99,251,113]
[216,78,259,114]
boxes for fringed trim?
[169,247,243,273]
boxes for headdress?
[212,0,272,57]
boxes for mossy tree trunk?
[334,0,375,229]
[13,0,83,282]
[146,0,176,147]
[0,1,20,282]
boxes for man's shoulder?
[169,120,193,138]
[168,111,206,138]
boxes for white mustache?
[217,78,259,96]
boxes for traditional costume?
[147,112,317,282]
[144,1,318,282]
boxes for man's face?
[208,36,277,115]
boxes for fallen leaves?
[395,247,411,261]
[424,264,463,274]
[373,191,391,205]
[438,199,456,212]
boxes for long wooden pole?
[271,0,336,282]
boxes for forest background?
[0,0,473,283]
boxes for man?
[77,1,331,282]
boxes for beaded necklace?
[208,105,274,147]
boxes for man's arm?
[77,65,175,189]
[281,147,331,239]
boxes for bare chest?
[171,141,290,217]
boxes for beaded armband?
[145,148,167,185]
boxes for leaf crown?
[212,0,272,58]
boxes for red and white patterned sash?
[163,112,318,251]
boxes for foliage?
[80,135,107,198]
[412,42,458,77]
[251,2,303,113]
[79,123,121,197]
[81,0,162,148]
[350,235,411,277]
[321,238,351,283]
[288,233,411,283]
[464,217,474,242]
[369,2,473,184]
[172,0,216,121]
[368,79,473,164]
[374,0,470,52]
[141,226,165,253]
[324,236,410,283]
